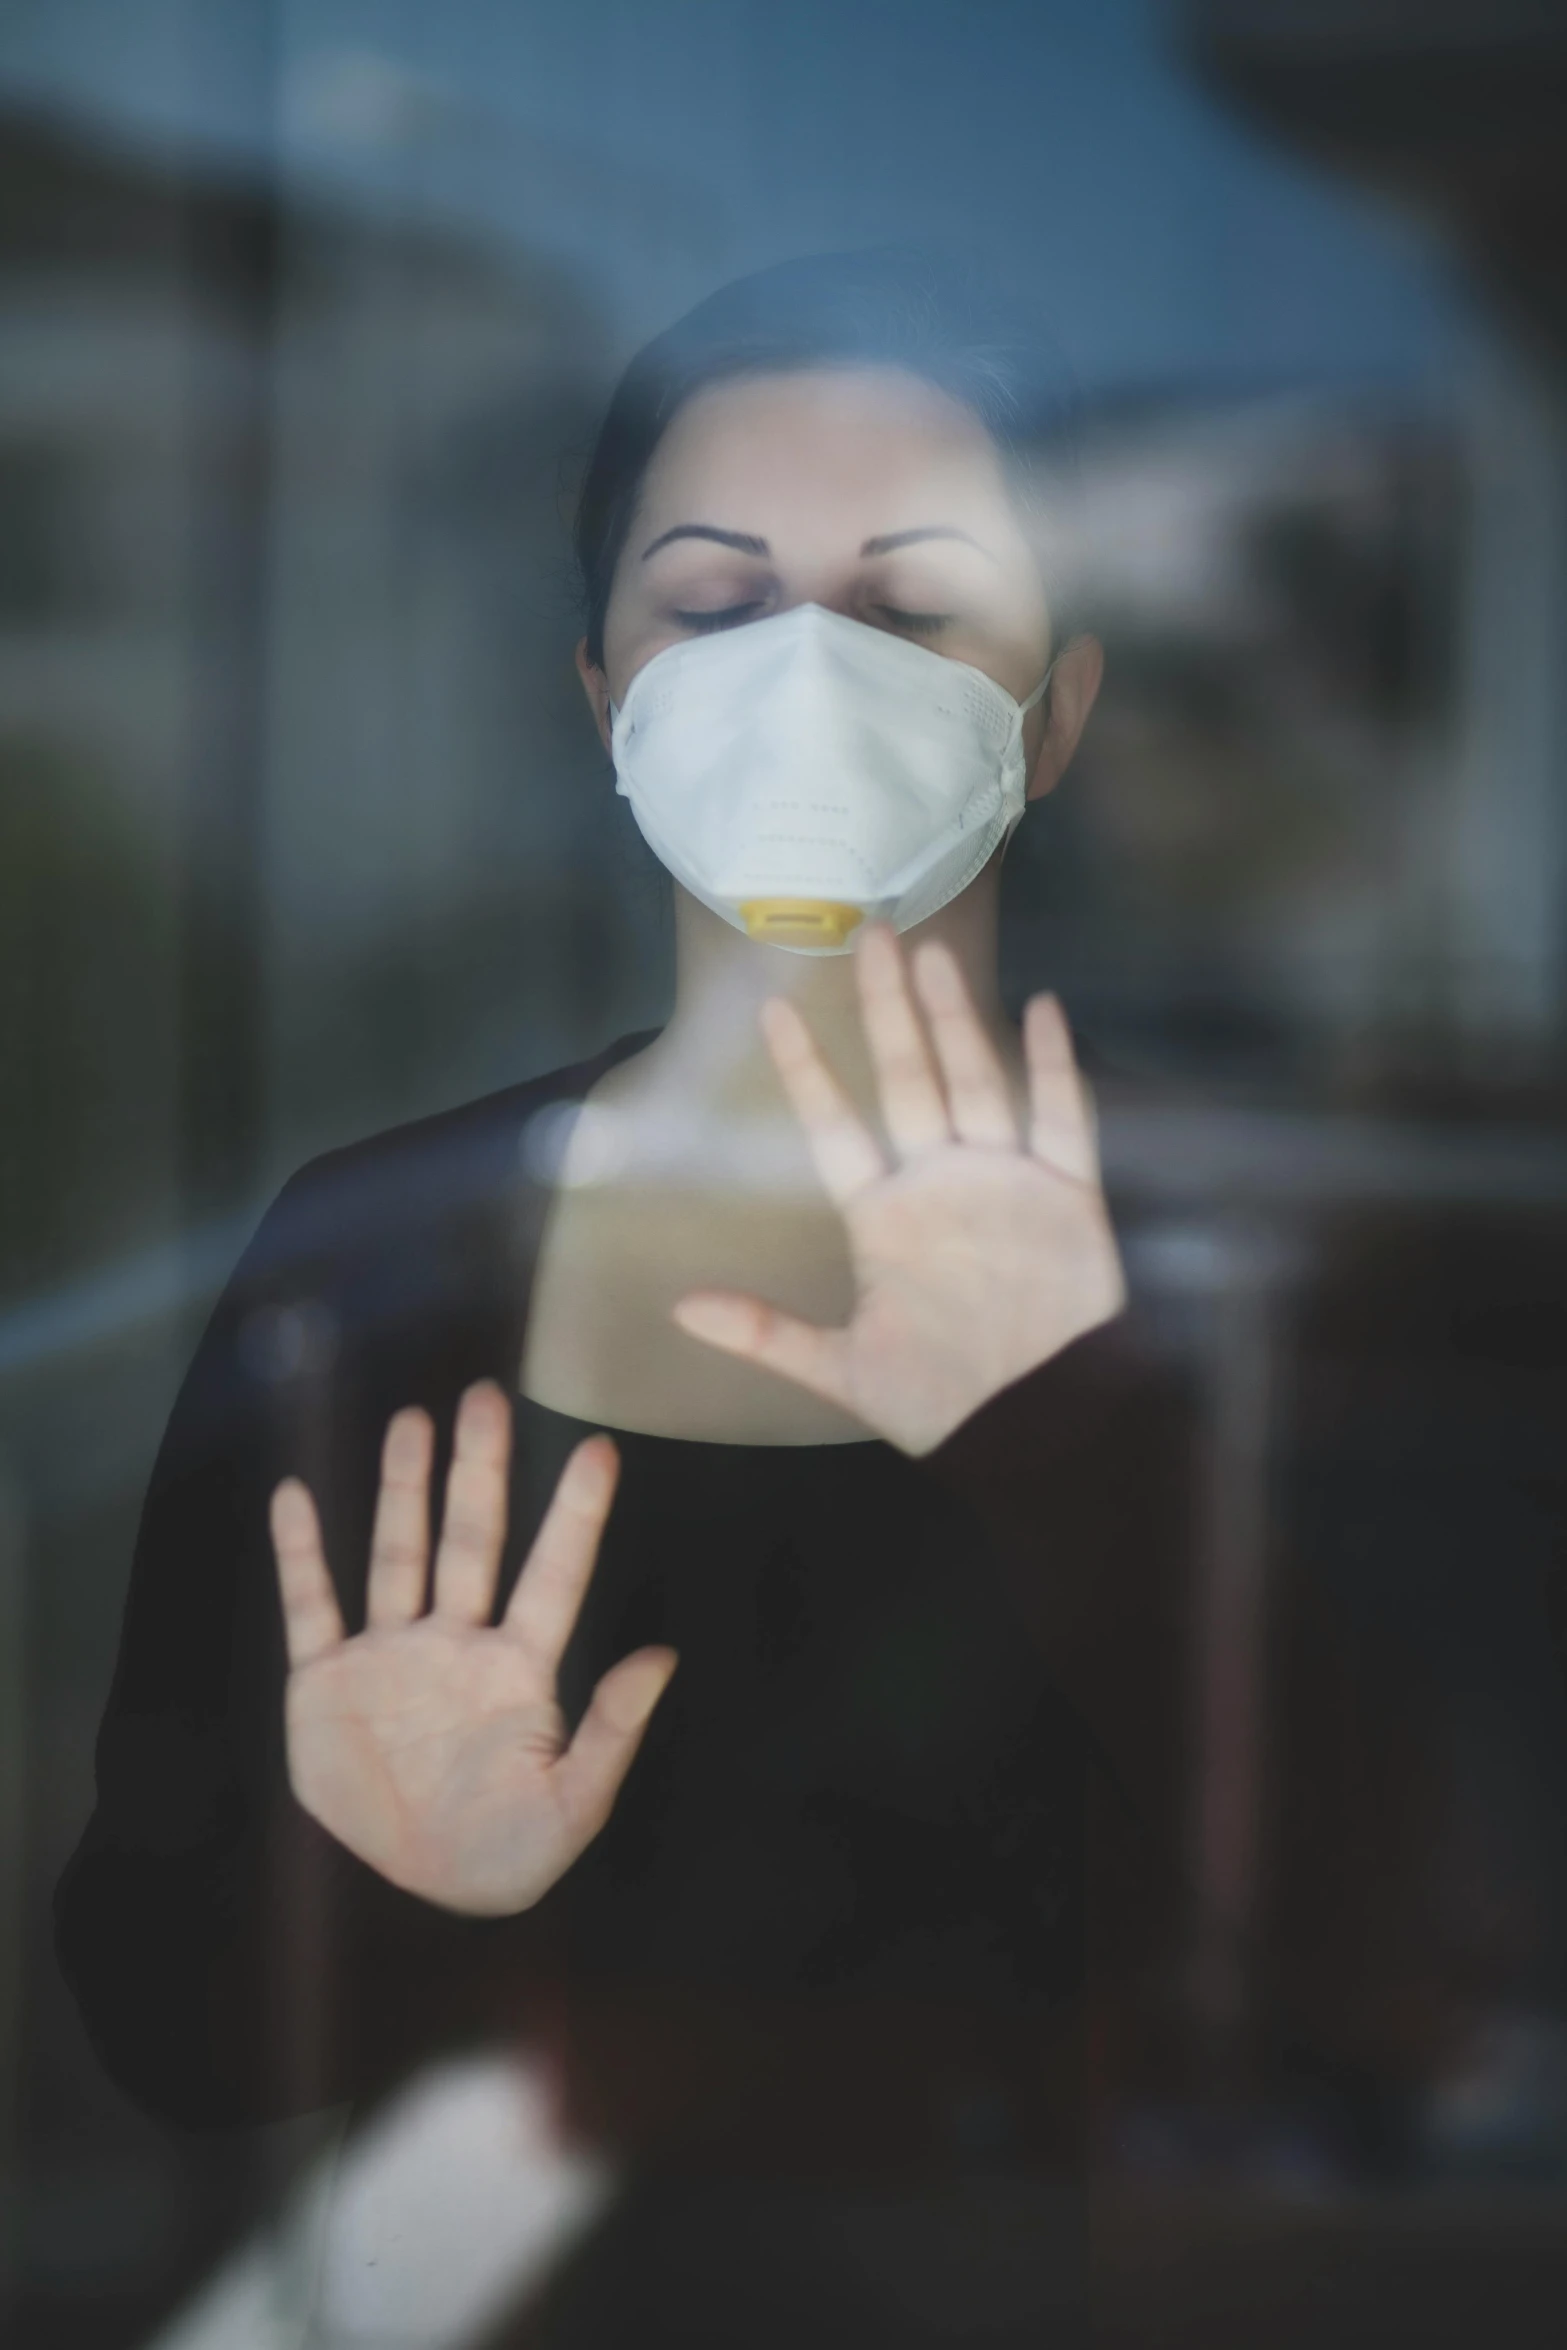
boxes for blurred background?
[2,2,1566,2343]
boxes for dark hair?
[573,247,1078,668]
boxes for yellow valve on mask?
[738,898,864,950]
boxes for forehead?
[635,365,1026,544]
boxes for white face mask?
[610,603,1053,953]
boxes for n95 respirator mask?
[610,602,1052,954]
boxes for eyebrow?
[639,522,997,564]
[859,526,995,562]
[640,525,769,560]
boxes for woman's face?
[598,366,1056,718]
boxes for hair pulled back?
[573,247,1076,669]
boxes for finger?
[365,1407,434,1628]
[269,1478,345,1668]
[911,941,1020,1150]
[1024,993,1100,1184]
[672,1291,855,1415]
[761,996,885,1206]
[550,1646,678,1848]
[855,924,951,1158]
[431,1381,514,1624]
[503,1434,620,1667]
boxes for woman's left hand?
[672,925,1126,1455]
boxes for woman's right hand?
[268,1382,676,1917]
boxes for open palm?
[269,1385,675,1916]
[674,926,1125,1456]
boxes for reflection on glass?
[3,8,1566,2348]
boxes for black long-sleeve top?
[54,1038,1195,2175]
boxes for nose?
[770,571,863,626]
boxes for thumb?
[550,1646,678,1849]
[672,1291,852,1412]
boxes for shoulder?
[240,1033,656,1299]
[159,1035,655,1470]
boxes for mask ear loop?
[996,654,1059,877]
[1017,654,1058,723]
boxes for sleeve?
[52,1167,550,2130]
[915,1311,1196,1856]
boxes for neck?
[644,870,1013,1124]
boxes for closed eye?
[672,602,767,632]
[874,606,952,635]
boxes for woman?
[56,253,1190,2344]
